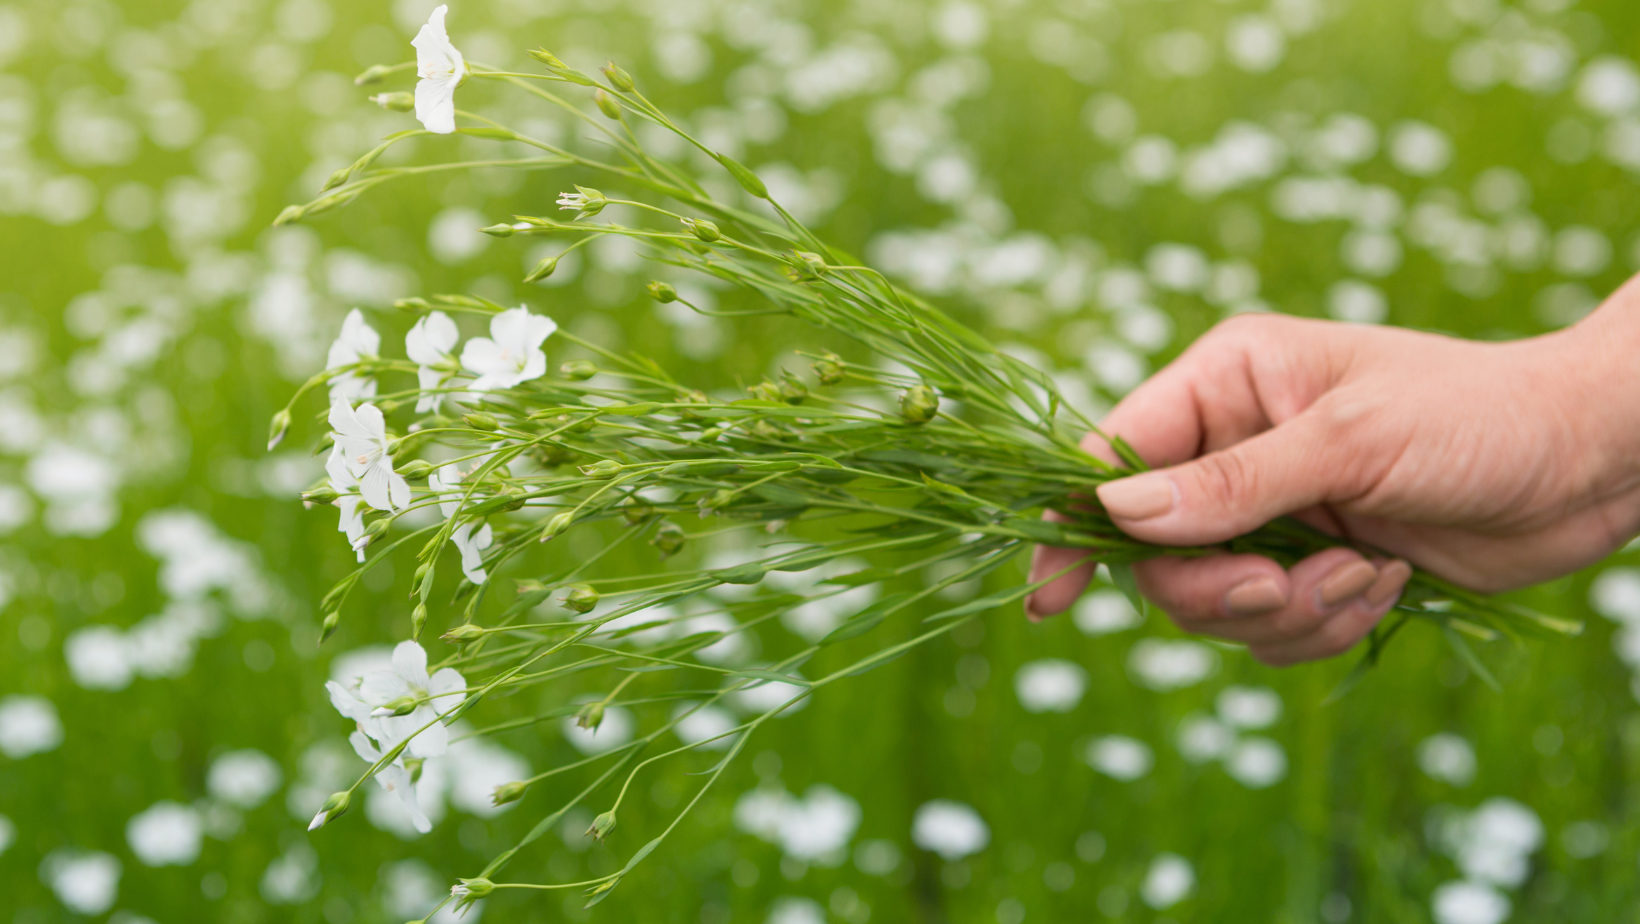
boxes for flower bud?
[594,89,621,119]
[534,443,576,467]
[646,281,678,303]
[319,610,341,645]
[579,459,623,478]
[681,217,721,242]
[700,427,723,442]
[900,384,939,425]
[452,878,495,900]
[442,623,486,643]
[376,694,420,717]
[586,810,617,840]
[395,296,431,312]
[355,64,395,85]
[602,60,635,92]
[369,91,415,111]
[812,352,845,385]
[559,359,597,380]
[322,167,352,192]
[779,377,808,405]
[397,459,433,480]
[561,583,600,614]
[785,250,828,282]
[622,497,655,525]
[480,223,516,238]
[651,521,685,557]
[464,412,500,432]
[411,603,428,639]
[273,204,302,226]
[267,408,292,451]
[524,254,559,283]
[364,518,392,543]
[747,381,781,403]
[302,485,339,506]
[541,512,574,541]
[491,781,528,806]
[575,700,605,730]
[529,48,597,85]
[308,790,351,830]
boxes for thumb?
[1093,411,1358,546]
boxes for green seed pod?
[410,603,428,639]
[779,376,808,405]
[534,443,577,467]
[651,521,685,557]
[747,381,781,403]
[646,281,678,303]
[586,810,618,840]
[302,485,339,506]
[900,384,940,425]
[602,60,635,91]
[524,254,559,283]
[442,623,486,643]
[464,412,500,432]
[479,223,515,238]
[267,408,292,450]
[594,89,621,120]
[454,878,495,900]
[681,217,721,242]
[812,352,845,385]
[491,781,528,806]
[575,700,606,730]
[369,91,415,112]
[354,64,395,85]
[397,459,433,480]
[560,359,597,380]
[785,250,828,282]
[700,427,724,442]
[541,512,574,541]
[580,459,623,478]
[622,497,655,525]
[562,583,600,614]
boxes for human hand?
[1026,284,1640,665]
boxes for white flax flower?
[324,444,368,562]
[459,306,557,391]
[404,311,459,413]
[429,464,493,584]
[412,4,466,135]
[359,641,467,759]
[325,309,380,401]
[348,730,431,833]
[328,397,410,512]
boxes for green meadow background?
[5,0,1640,921]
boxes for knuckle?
[1189,449,1256,511]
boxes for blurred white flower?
[1175,714,1234,763]
[1073,589,1142,635]
[405,311,459,413]
[126,801,202,867]
[0,814,13,856]
[1141,853,1194,909]
[446,734,530,817]
[1128,639,1218,691]
[413,5,466,135]
[429,464,492,583]
[911,799,989,860]
[561,704,634,755]
[733,784,861,863]
[731,672,809,716]
[1432,880,1510,924]
[1085,735,1154,781]
[260,843,321,904]
[1225,737,1287,788]
[65,625,133,691]
[325,309,380,401]
[0,695,63,757]
[1417,733,1477,786]
[329,397,409,512]
[1216,685,1282,729]
[325,444,368,562]
[1014,659,1088,713]
[767,897,826,924]
[348,729,432,834]
[40,849,121,915]
[460,306,557,391]
[357,641,467,758]
[207,749,284,809]
[671,702,740,751]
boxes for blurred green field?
[6,0,1640,921]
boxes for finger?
[1129,553,1292,625]
[1152,547,1379,645]
[1250,560,1412,666]
[1025,543,1096,621]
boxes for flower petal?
[415,77,457,134]
[391,640,432,687]
[359,462,392,511]
[359,668,411,705]
[428,667,466,705]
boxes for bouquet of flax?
[272,8,1576,914]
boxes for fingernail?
[1317,560,1379,608]
[1096,475,1176,521]
[1024,596,1044,623]
[1224,577,1287,617]
[1365,560,1412,606]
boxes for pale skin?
[1026,276,1640,666]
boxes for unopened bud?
[786,250,828,282]
[268,408,292,450]
[812,352,845,385]
[369,91,415,111]
[303,485,340,505]
[594,89,621,120]
[376,695,420,717]
[900,384,939,425]
[355,64,395,85]
[524,254,559,283]
[529,48,597,86]
[646,281,678,303]
[779,377,808,405]
[479,223,516,238]
[397,459,433,480]
[622,497,655,525]
[464,412,500,432]
[442,623,486,643]
[395,297,431,312]
[308,790,351,830]
[273,204,302,226]
[586,810,617,840]
[580,459,623,478]
[411,603,428,639]
[453,878,495,901]
[560,359,597,380]
[491,781,528,806]
[602,61,635,92]
[319,610,340,645]
[528,48,567,69]
[747,381,781,403]
[322,167,352,192]
[562,583,600,614]
[542,512,574,540]
[364,518,392,543]
[651,521,685,557]
[681,217,721,242]
[575,700,605,730]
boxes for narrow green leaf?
[1106,563,1148,619]
[820,592,915,646]
[727,669,810,685]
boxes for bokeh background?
[6,0,1640,921]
